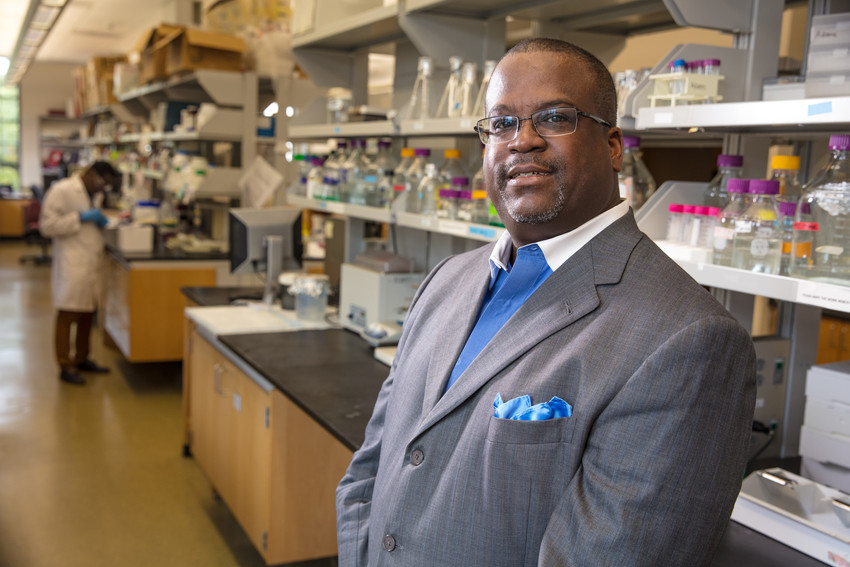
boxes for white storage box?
[104,224,154,253]
[805,73,850,98]
[806,361,850,404]
[804,397,850,437]
[810,12,850,48]
[807,47,850,74]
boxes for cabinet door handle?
[213,363,223,394]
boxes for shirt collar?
[489,201,630,281]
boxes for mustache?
[494,158,560,181]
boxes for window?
[0,57,20,189]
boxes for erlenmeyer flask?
[437,56,464,118]
[459,62,478,117]
[407,56,434,121]
[472,60,496,118]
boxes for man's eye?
[490,117,515,132]
[537,109,573,124]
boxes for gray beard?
[501,186,566,224]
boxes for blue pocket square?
[493,393,572,421]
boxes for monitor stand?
[263,235,283,306]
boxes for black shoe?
[77,359,109,373]
[60,369,86,385]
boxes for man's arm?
[39,187,81,239]
[336,254,456,566]
[539,315,756,567]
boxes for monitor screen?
[228,207,302,275]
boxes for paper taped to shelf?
[796,280,850,310]
[238,155,284,208]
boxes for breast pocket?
[481,416,577,564]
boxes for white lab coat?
[39,175,105,312]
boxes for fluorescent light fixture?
[23,28,47,46]
[4,0,69,85]
[0,58,10,77]
[30,5,61,30]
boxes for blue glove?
[80,208,108,228]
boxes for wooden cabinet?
[103,254,217,362]
[817,316,850,364]
[0,198,27,237]
[185,325,351,564]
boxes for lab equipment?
[731,179,781,274]
[704,154,744,208]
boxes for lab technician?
[40,161,118,385]
[336,38,757,566]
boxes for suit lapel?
[420,245,493,413]
[413,212,644,439]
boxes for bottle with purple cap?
[732,179,781,274]
[712,178,751,267]
[618,135,656,210]
[704,154,744,208]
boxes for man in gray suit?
[337,38,756,566]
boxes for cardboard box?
[135,23,183,84]
[86,56,126,109]
[155,28,246,77]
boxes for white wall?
[19,61,78,190]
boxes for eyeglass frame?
[473,106,613,145]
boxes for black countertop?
[107,243,230,269]
[182,286,827,566]
[182,286,265,306]
[219,329,388,452]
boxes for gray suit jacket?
[336,211,757,566]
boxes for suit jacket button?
[382,534,396,551]
[410,449,424,466]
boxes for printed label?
[750,239,769,257]
[735,220,753,234]
[793,222,819,231]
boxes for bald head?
[494,38,617,125]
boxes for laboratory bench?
[102,244,232,363]
[179,287,825,567]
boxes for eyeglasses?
[474,106,612,145]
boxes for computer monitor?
[228,206,303,275]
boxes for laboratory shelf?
[286,195,504,241]
[636,96,850,134]
[287,195,393,223]
[395,211,504,241]
[400,117,478,136]
[404,0,674,34]
[671,259,850,315]
[292,5,402,49]
[289,120,398,139]
[141,169,166,180]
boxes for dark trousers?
[55,310,94,370]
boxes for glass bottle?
[438,56,464,118]
[390,147,415,211]
[289,154,308,197]
[732,179,781,274]
[790,134,850,284]
[618,136,656,210]
[437,149,468,214]
[403,149,432,214]
[459,62,478,117]
[461,162,489,224]
[437,176,466,219]
[306,157,325,200]
[712,178,751,267]
[342,139,371,205]
[472,60,497,119]
[704,154,743,208]
[414,163,440,216]
[777,201,797,276]
[769,154,803,205]
[407,56,435,121]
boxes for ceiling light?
[31,5,61,30]
[23,28,47,46]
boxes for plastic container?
[732,179,781,274]
[327,87,352,123]
[704,154,744,208]
[437,149,468,214]
[713,178,752,267]
[458,162,489,225]
[390,147,415,210]
[289,274,330,321]
[407,56,434,121]
[413,163,440,216]
[437,176,467,220]
[403,148,432,213]
[790,134,850,284]
[666,203,685,243]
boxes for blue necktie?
[444,244,552,392]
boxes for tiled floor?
[0,240,337,567]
